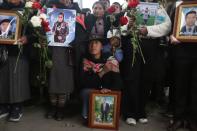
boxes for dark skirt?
[0,56,30,103]
[49,47,74,94]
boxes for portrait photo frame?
[136,2,159,26]
[0,10,22,44]
[88,90,121,130]
[46,8,76,47]
[173,1,197,42]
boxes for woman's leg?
[81,88,92,119]
[47,94,58,119]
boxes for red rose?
[32,2,42,9]
[128,0,139,8]
[107,5,116,14]
[120,16,128,26]
[41,20,51,32]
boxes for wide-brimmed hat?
[107,29,121,39]
[88,35,104,44]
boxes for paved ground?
[0,102,189,131]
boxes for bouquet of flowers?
[120,0,145,66]
[107,4,117,28]
[15,0,52,85]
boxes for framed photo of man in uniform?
[46,8,76,47]
[88,90,121,130]
[0,10,21,44]
[173,2,197,42]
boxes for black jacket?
[80,53,122,91]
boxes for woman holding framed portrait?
[46,0,81,121]
[0,0,35,122]
[168,0,197,131]
[80,35,122,123]
[121,0,171,126]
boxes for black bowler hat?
[88,35,104,44]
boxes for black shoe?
[0,105,9,119]
[46,106,56,119]
[167,120,183,131]
[189,121,197,131]
[55,107,64,121]
[8,106,22,122]
[82,116,88,126]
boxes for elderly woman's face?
[99,0,110,10]
[93,3,105,18]
[60,0,71,6]
[8,0,21,5]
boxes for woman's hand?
[18,36,28,44]
[170,35,181,45]
[100,88,111,94]
[139,27,148,36]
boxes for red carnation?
[107,5,116,14]
[120,16,128,26]
[128,0,139,8]
[41,20,51,32]
[32,2,42,9]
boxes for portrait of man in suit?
[100,98,110,123]
[180,10,197,36]
[0,19,13,39]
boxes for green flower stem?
[14,45,23,73]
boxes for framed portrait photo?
[46,8,76,47]
[136,2,159,26]
[173,2,197,42]
[0,10,22,44]
[88,90,121,130]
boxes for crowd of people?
[0,0,197,131]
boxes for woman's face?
[113,3,121,14]
[58,14,64,22]
[8,0,21,5]
[93,3,105,18]
[60,0,71,6]
[99,0,110,10]
[89,40,103,56]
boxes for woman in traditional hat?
[80,35,122,121]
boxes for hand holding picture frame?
[88,90,121,130]
[0,10,22,44]
[173,1,197,42]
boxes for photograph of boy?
[0,18,14,39]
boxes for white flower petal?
[30,16,42,27]
[39,13,47,21]
[25,1,33,8]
